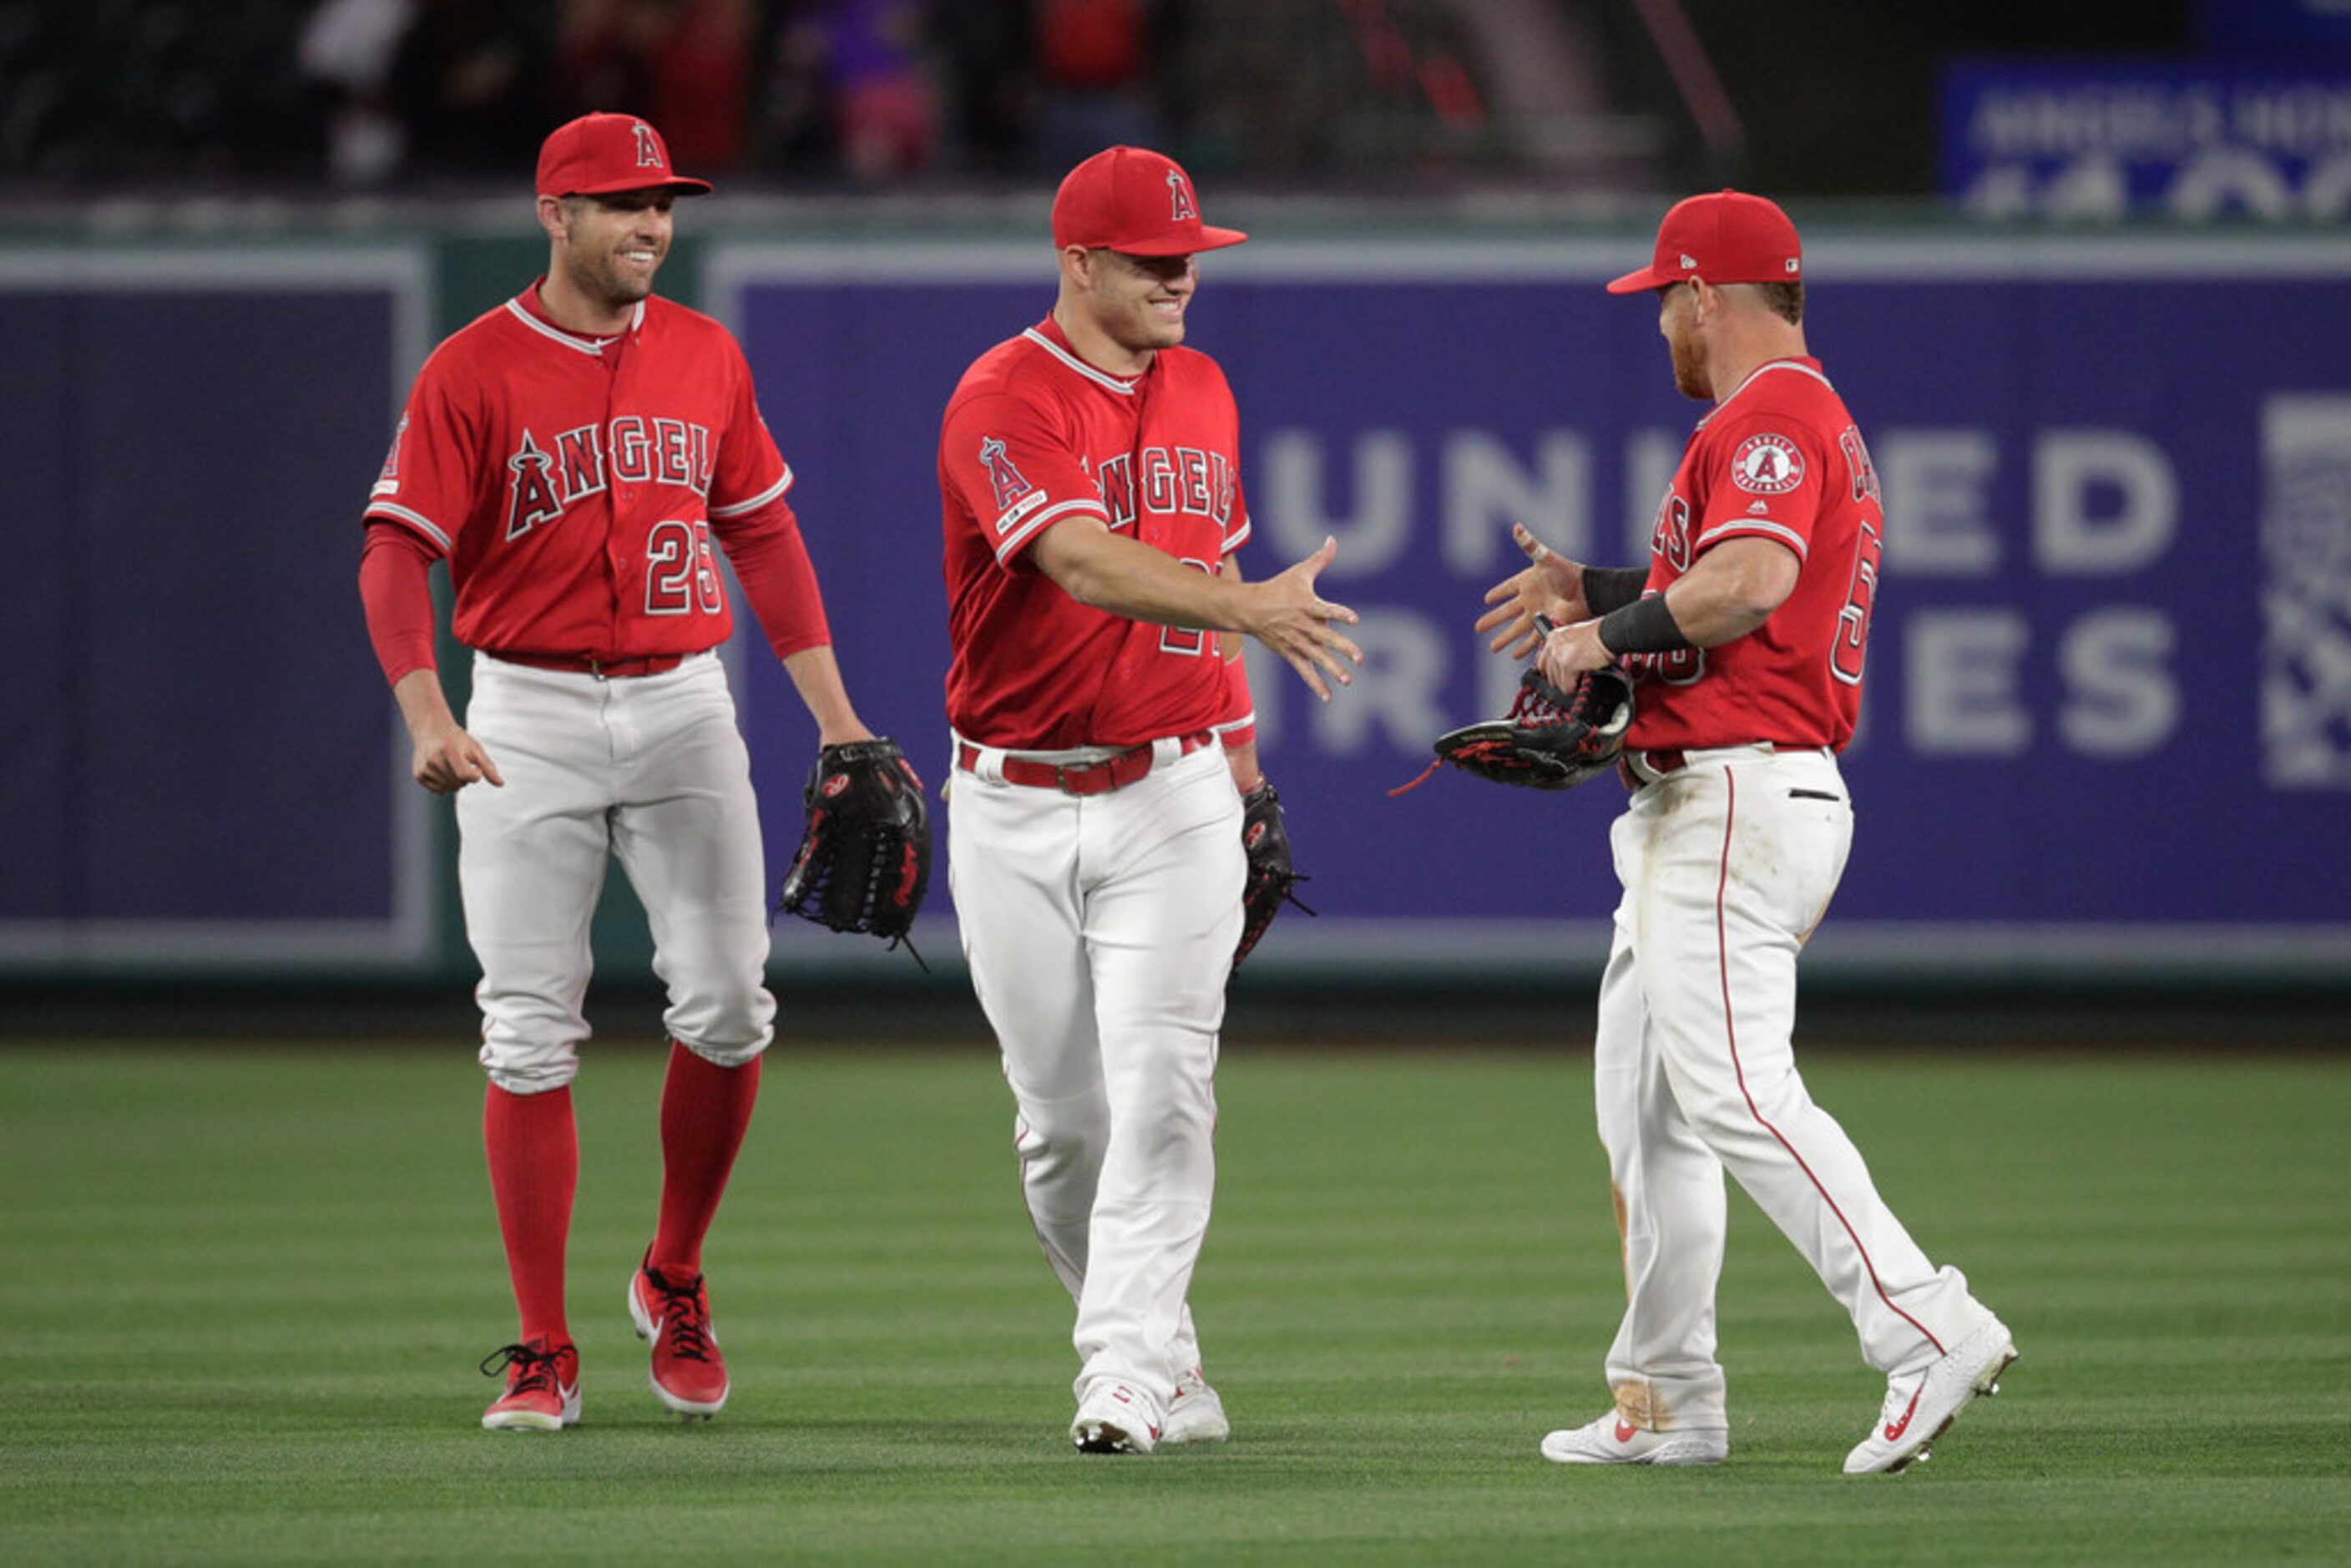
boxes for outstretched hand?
[1246,535,1363,701]
[1474,521,1589,659]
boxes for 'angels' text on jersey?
[505,417,719,539]
[1090,446,1239,534]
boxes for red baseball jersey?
[365,287,794,660]
[1624,357,1884,753]
[939,316,1252,749]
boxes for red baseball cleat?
[628,1252,730,1418]
[479,1337,581,1432]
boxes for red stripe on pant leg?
[1711,770,1944,1358]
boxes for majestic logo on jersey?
[1167,169,1198,223]
[633,121,662,169]
[503,416,715,540]
[1731,432,1805,495]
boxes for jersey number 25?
[646,518,723,617]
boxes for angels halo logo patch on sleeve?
[1731,432,1804,495]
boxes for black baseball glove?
[1432,665,1636,791]
[1233,779,1316,970]
[777,737,932,959]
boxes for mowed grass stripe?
[1,1045,2345,1564]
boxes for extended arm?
[1029,518,1363,701]
[1539,537,1801,685]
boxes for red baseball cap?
[1605,189,1801,294]
[535,113,712,199]
[1051,146,1246,255]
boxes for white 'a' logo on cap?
[1680,253,1697,269]
[1167,169,1198,223]
[633,122,662,169]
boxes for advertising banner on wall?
[7,235,2345,981]
[715,235,2351,978]
[1940,58,2351,220]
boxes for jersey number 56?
[1831,426,1883,687]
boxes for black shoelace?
[645,1270,715,1363]
[480,1341,564,1393]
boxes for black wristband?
[1580,565,1650,616]
[1595,593,1693,656]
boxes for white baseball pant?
[457,651,776,1095]
[1595,745,1989,1429]
[948,736,1244,1415]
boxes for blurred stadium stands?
[0,2,2193,202]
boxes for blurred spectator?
[299,0,417,185]
[830,0,939,180]
[1030,0,1165,170]
[930,0,1037,174]
[559,0,754,175]
[751,1,938,181]
[387,0,552,178]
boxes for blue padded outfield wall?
[4,230,2348,984]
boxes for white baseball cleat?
[1843,1315,2018,1475]
[1540,1410,1728,1466]
[1160,1366,1229,1445]
[1070,1380,1160,1454]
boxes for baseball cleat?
[1070,1380,1160,1454]
[628,1252,730,1419]
[480,1337,581,1432]
[1540,1409,1727,1466]
[1843,1315,2017,1474]
[1160,1366,1230,1445]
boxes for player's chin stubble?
[578,250,658,311]
[1670,335,1709,401]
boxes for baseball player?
[1478,190,2015,1473]
[356,112,879,1431]
[937,146,1362,1454]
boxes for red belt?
[491,650,689,679]
[957,731,1214,796]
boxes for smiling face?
[548,190,675,316]
[1077,247,1198,361]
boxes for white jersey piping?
[1022,327,1141,396]
[366,503,453,554]
[709,467,796,518]
[1695,358,1835,432]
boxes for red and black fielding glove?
[777,738,933,961]
[1432,665,1636,791]
[1233,780,1315,971]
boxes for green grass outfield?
[1,1043,2343,1565]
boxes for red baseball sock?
[483,1082,577,1346]
[649,1044,762,1278]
